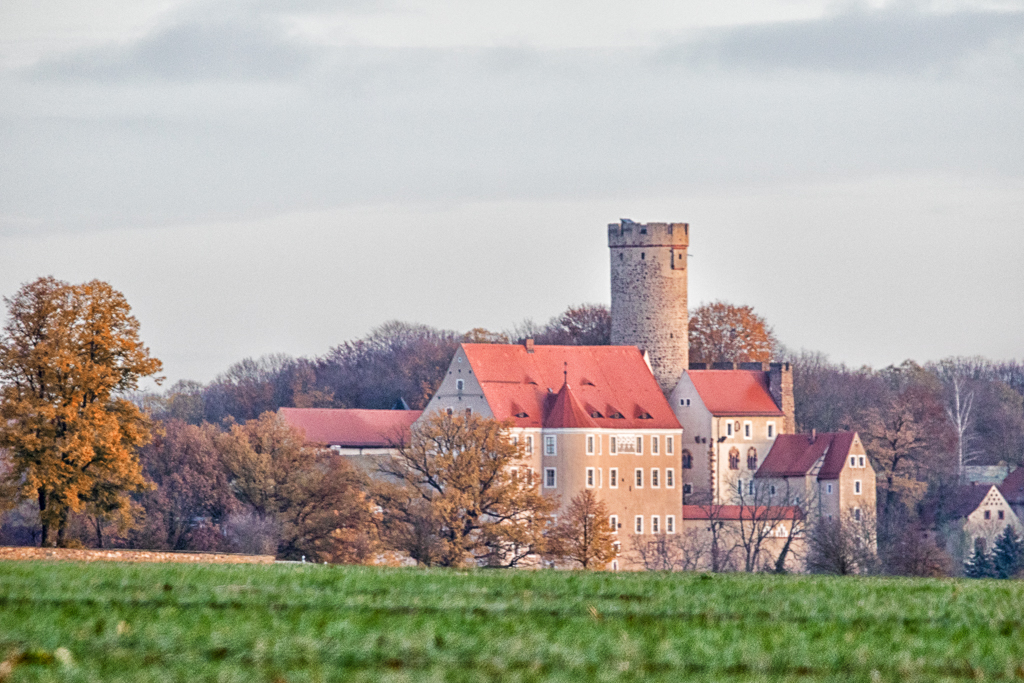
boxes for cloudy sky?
[1,0,1022,385]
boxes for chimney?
[525,338,535,353]
[769,362,796,434]
[810,429,816,444]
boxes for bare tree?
[687,491,737,572]
[725,474,796,572]
[550,490,616,569]
[807,508,878,575]
[940,369,979,485]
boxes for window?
[525,435,533,455]
[737,479,744,495]
[527,468,534,486]
[747,447,758,471]
[666,469,675,488]
[767,422,775,439]
[666,436,674,454]
[858,455,865,468]
[635,516,643,534]
[610,437,617,455]
[748,480,755,496]
[465,408,472,417]
[680,398,691,406]
[652,436,660,455]
[586,467,595,488]
[854,480,862,495]
[636,436,643,454]
[666,515,675,534]
[826,483,833,494]
[850,456,856,468]
[853,507,861,522]
[683,483,693,495]
[544,468,556,488]
[999,510,1005,520]
[446,407,453,416]
[609,468,619,489]
[635,468,644,488]
[726,422,734,437]
[609,515,619,533]
[682,450,693,469]
[984,509,992,520]
[769,485,776,496]
[743,421,752,440]
[586,435,595,455]
[651,469,660,488]
[456,379,464,391]
[651,516,660,534]
[545,435,556,456]
[729,447,740,470]
[512,435,519,446]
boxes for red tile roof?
[1000,467,1024,505]
[278,408,422,448]
[545,382,599,429]
[461,344,680,430]
[754,432,856,481]
[682,505,804,521]
[687,370,783,416]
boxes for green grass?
[0,562,1022,682]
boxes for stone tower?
[609,219,690,394]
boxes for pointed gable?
[460,343,680,430]
[755,431,856,481]
[688,370,783,417]
[544,383,599,429]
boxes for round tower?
[608,218,690,394]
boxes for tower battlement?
[608,219,689,248]
[609,218,690,394]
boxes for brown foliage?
[218,412,377,563]
[549,490,616,569]
[688,301,777,364]
[0,277,163,546]
[376,412,556,567]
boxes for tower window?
[641,252,645,260]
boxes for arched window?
[682,450,693,469]
[728,447,740,470]
[747,447,758,471]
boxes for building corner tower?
[608,219,690,394]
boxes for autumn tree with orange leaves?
[688,301,778,364]
[0,277,163,546]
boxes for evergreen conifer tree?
[991,525,1023,579]
[964,543,995,579]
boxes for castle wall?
[608,220,689,394]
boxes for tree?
[131,420,238,551]
[991,525,1023,579]
[687,491,738,572]
[964,543,995,579]
[688,301,778,365]
[376,412,556,567]
[534,304,611,346]
[550,490,616,569]
[727,475,806,573]
[0,277,163,546]
[218,412,377,563]
[806,509,878,575]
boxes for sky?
[1,0,1022,386]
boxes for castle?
[284,218,878,570]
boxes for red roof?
[278,408,422,448]
[1000,467,1024,505]
[754,432,856,481]
[682,505,804,521]
[688,370,783,416]
[461,344,680,430]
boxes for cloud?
[659,6,1024,73]
[29,17,320,82]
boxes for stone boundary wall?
[0,546,275,565]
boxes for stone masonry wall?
[0,547,275,564]
[608,219,690,394]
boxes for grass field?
[1,561,1023,682]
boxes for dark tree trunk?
[38,487,49,547]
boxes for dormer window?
[590,411,603,419]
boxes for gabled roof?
[754,432,857,481]
[687,370,783,417]
[278,408,422,448]
[949,485,1004,520]
[1000,467,1024,505]
[682,505,804,521]
[461,344,680,430]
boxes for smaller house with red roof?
[420,340,685,569]
[278,407,422,471]
[754,431,876,524]
[669,364,793,505]
[924,484,1024,558]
